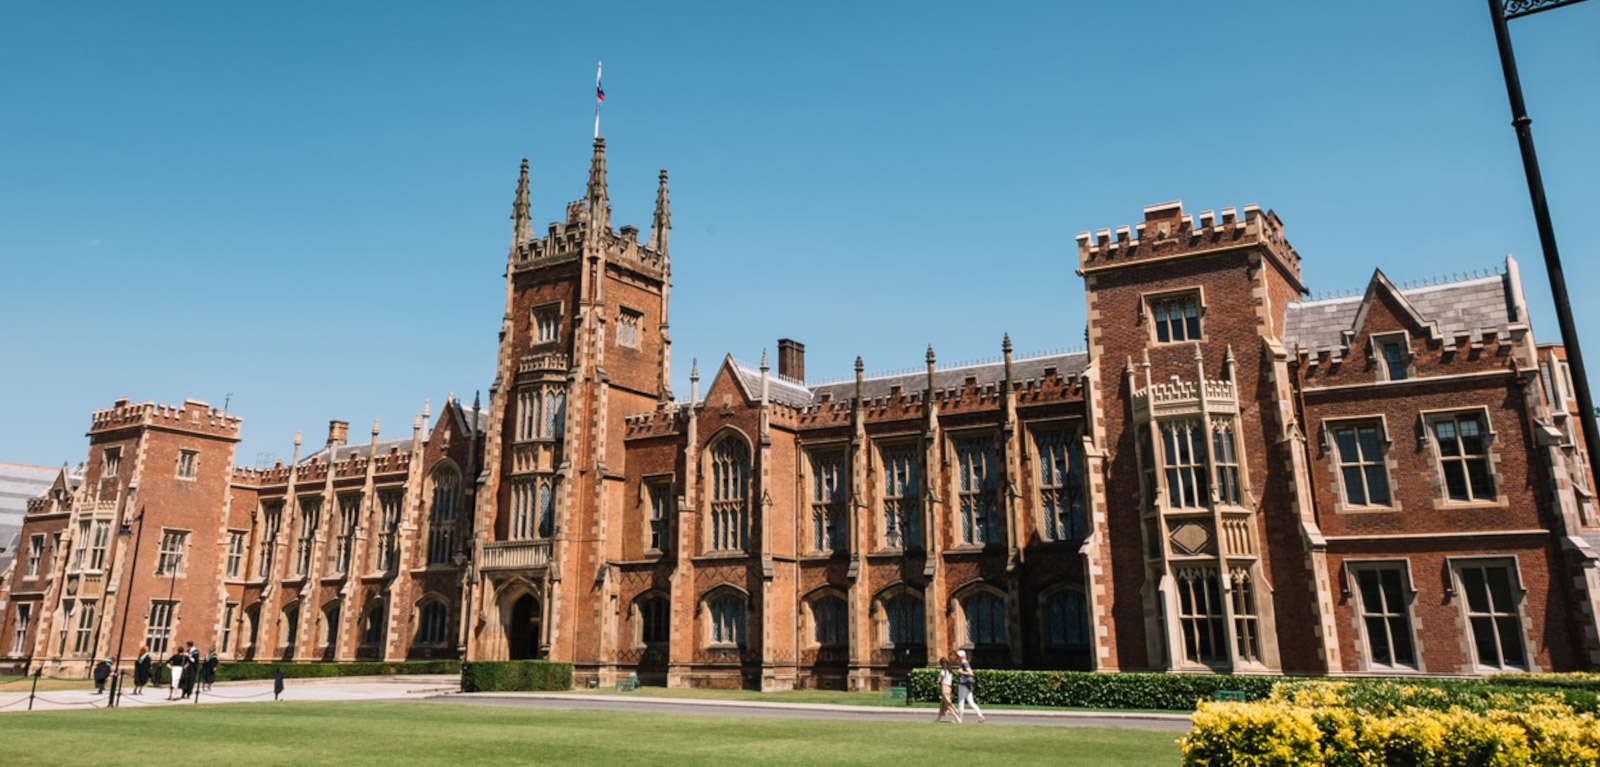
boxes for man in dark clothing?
[93,658,111,694]
[179,644,197,699]
[273,667,285,701]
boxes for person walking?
[179,642,198,699]
[202,648,218,691]
[132,645,152,695]
[934,657,962,723]
[167,647,186,700]
[93,657,111,694]
[955,649,985,723]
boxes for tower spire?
[648,169,671,257]
[511,158,531,247]
[587,137,609,232]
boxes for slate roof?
[300,438,413,465]
[726,351,1090,408]
[0,461,65,570]
[1283,272,1515,354]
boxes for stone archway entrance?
[508,594,541,660]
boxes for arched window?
[883,591,925,646]
[427,466,460,565]
[1043,588,1090,650]
[538,479,555,538]
[321,602,340,648]
[811,595,847,647]
[636,593,669,646]
[707,592,746,646]
[708,437,749,552]
[511,480,534,540]
[542,390,566,438]
[415,598,449,646]
[283,602,301,652]
[360,601,385,647]
[960,589,1006,647]
[1035,429,1086,543]
[810,451,846,554]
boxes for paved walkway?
[430,693,1194,731]
[0,675,459,713]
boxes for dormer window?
[1149,292,1202,344]
[1374,333,1410,382]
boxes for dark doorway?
[509,594,540,660]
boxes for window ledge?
[692,551,750,563]
[1431,499,1509,511]
[798,552,849,562]
[1336,504,1404,514]
[867,549,925,559]
[943,545,1005,555]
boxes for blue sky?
[2,1,1596,467]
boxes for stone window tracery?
[1176,568,1225,665]
[811,594,847,647]
[883,591,925,646]
[955,436,1000,545]
[426,467,460,565]
[961,589,1006,647]
[708,592,746,646]
[1035,429,1086,543]
[810,451,845,554]
[1160,420,1209,509]
[1043,588,1090,651]
[294,497,321,577]
[708,437,749,553]
[880,444,920,550]
[1211,421,1241,507]
[617,308,642,349]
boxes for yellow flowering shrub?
[1181,680,1600,766]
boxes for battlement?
[623,402,688,439]
[89,397,242,439]
[511,210,666,278]
[1077,201,1301,283]
[518,353,570,376]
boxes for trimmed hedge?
[905,668,1278,711]
[906,669,1600,713]
[215,660,460,682]
[459,660,573,692]
[1488,672,1600,694]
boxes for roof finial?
[760,348,769,372]
[649,169,671,257]
[511,158,531,247]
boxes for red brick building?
[3,139,1596,687]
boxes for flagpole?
[594,61,603,139]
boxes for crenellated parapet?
[90,397,241,438]
[623,403,689,439]
[1077,200,1301,286]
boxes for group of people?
[933,649,986,724]
[103,643,219,699]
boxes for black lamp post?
[1485,0,1600,493]
[110,509,145,707]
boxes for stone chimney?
[777,338,805,382]
[327,419,349,446]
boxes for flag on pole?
[593,61,604,138]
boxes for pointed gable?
[1284,263,1516,355]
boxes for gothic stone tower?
[467,139,672,668]
[1079,202,1340,674]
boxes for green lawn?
[0,674,93,692]
[567,684,1180,714]
[3,700,1181,766]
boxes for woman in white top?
[955,649,985,723]
[934,657,961,723]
